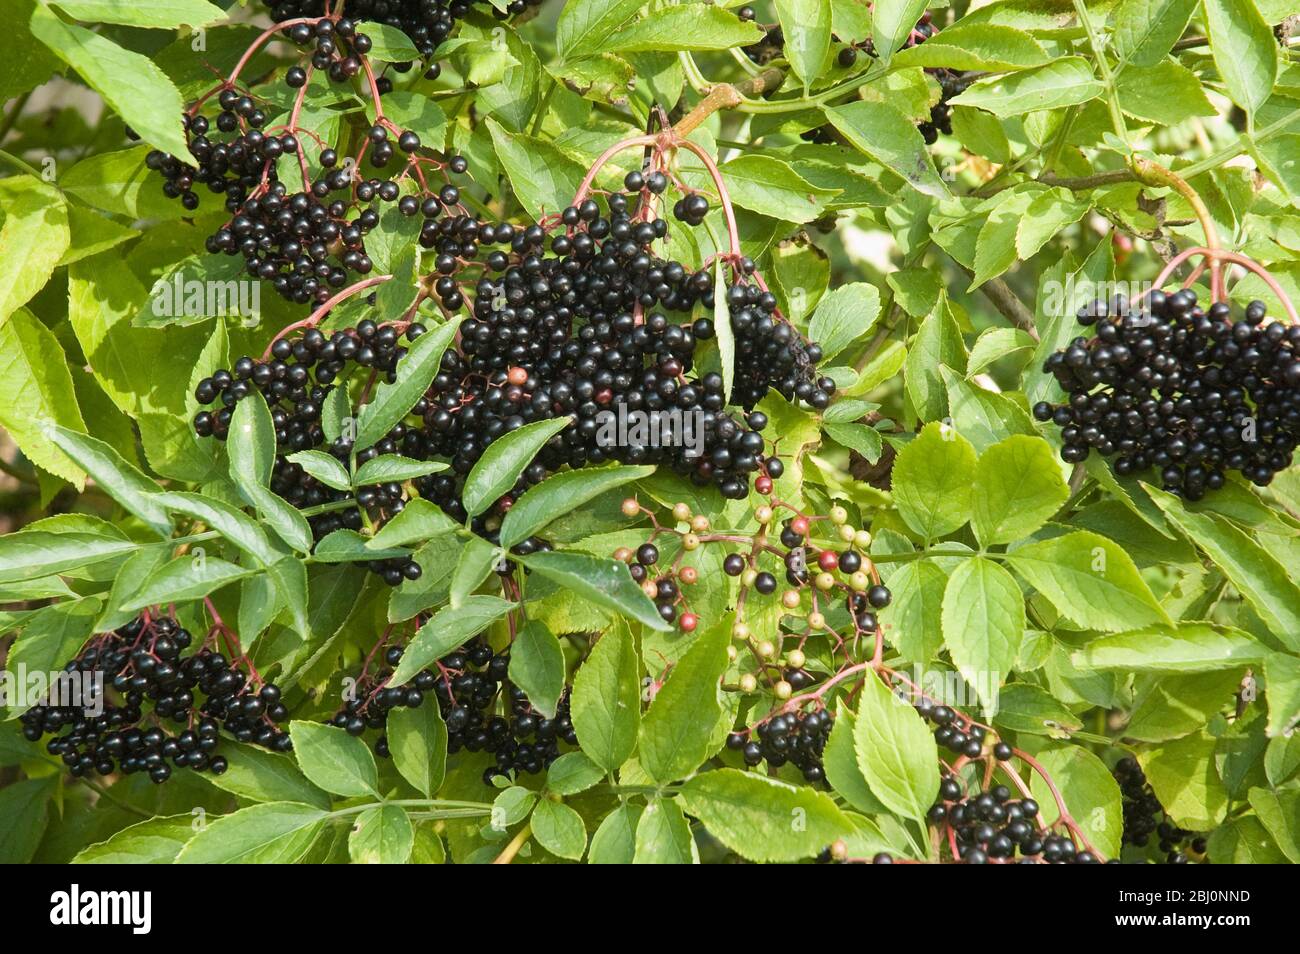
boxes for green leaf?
[353,454,447,485]
[679,768,855,863]
[0,778,52,863]
[176,802,328,864]
[1208,814,1288,864]
[0,178,70,328]
[229,396,313,554]
[826,100,951,199]
[519,550,672,631]
[1016,188,1091,259]
[266,556,309,639]
[966,327,1037,378]
[1249,787,1300,863]
[808,282,880,363]
[48,425,172,538]
[950,57,1104,116]
[203,740,331,809]
[487,117,585,222]
[853,671,939,821]
[1113,0,1198,67]
[1147,486,1300,651]
[314,528,409,564]
[448,534,498,608]
[0,313,85,488]
[904,299,966,419]
[633,797,697,863]
[286,450,352,492]
[1137,732,1229,831]
[509,621,566,719]
[72,815,195,864]
[289,721,380,798]
[775,0,831,92]
[1071,623,1266,673]
[1115,61,1215,125]
[970,435,1070,545]
[349,804,414,864]
[604,6,763,53]
[50,0,225,29]
[1029,746,1122,859]
[463,416,572,518]
[822,703,887,814]
[545,752,605,796]
[121,555,257,611]
[872,0,929,64]
[531,799,587,860]
[500,464,654,548]
[879,558,947,663]
[354,318,460,450]
[992,683,1083,737]
[890,422,978,539]
[714,154,838,224]
[387,702,448,799]
[639,625,729,783]
[366,498,460,549]
[389,595,515,686]
[1007,530,1170,632]
[893,23,1049,71]
[556,0,643,61]
[0,530,137,584]
[29,4,192,160]
[1264,653,1300,739]
[491,786,536,830]
[571,626,641,773]
[153,491,280,566]
[942,368,1036,453]
[1204,0,1279,116]
[941,557,1023,714]
[361,22,420,61]
[588,803,642,863]
[824,422,882,463]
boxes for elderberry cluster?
[193,321,430,583]
[1035,293,1300,498]
[259,1,539,62]
[410,172,832,514]
[727,709,833,783]
[330,640,578,786]
[930,778,1100,863]
[1114,756,1205,863]
[20,615,289,784]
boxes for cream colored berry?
[781,589,801,609]
[621,498,639,517]
[742,568,758,587]
[755,505,773,525]
[807,611,825,630]
[732,621,751,640]
[691,515,710,533]
[849,571,870,592]
[786,648,806,669]
[855,529,872,549]
[830,505,848,525]
[739,673,758,693]
[672,502,691,523]
[774,680,793,700]
[815,572,836,591]
[756,639,776,659]
[839,523,857,543]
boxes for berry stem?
[1129,155,1224,300]
[262,274,392,359]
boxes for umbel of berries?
[1035,292,1300,499]
[21,614,290,785]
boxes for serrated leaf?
[1071,624,1265,673]
[349,804,414,864]
[176,802,328,864]
[0,178,70,329]
[121,555,256,611]
[941,557,1023,714]
[509,621,566,719]
[463,416,572,518]
[852,671,939,822]
[286,450,352,492]
[679,768,855,863]
[389,595,515,686]
[519,550,671,632]
[808,282,880,363]
[971,435,1070,545]
[289,721,379,798]
[639,625,728,783]
[1007,530,1170,632]
[353,454,447,485]
[387,702,448,798]
[72,815,194,864]
[826,100,951,199]
[366,499,460,549]
[1204,0,1278,116]
[499,464,654,548]
[571,626,641,773]
[633,797,696,863]
[531,799,587,860]
[354,319,460,450]
[951,57,1104,116]
[891,422,977,539]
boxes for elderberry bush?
[7,0,1300,871]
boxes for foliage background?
[0,0,1299,864]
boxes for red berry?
[755,476,773,494]
[818,549,839,571]
[506,366,528,386]
[791,516,810,536]
[679,612,698,632]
